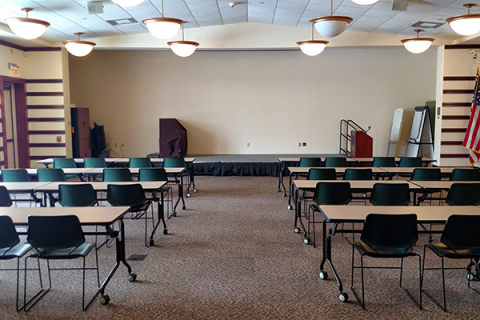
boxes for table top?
[294,179,421,190]
[278,157,357,163]
[1,206,130,225]
[84,167,185,175]
[380,167,474,174]
[34,181,166,192]
[114,157,195,163]
[410,180,480,189]
[0,168,97,175]
[0,182,52,191]
[352,157,436,163]
[289,167,387,174]
[36,157,196,166]
[318,205,480,224]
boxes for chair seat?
[129,201,151,213]
[425,242,480,259]
[354,241,417,258]
[0,243,31,259]
[33,243,94,260]
[162,186,171,191]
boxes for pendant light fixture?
[111,0,145,7]
[5,8,50,40]
[446,3,480,36]
[142,0,183,39]
[310,0,352,38]
[350,0,380,5]
[167,23,199,57]
[63,33,96,57]
[401,29,434,54]
[297,23,328,57]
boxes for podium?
[351,130,372,157]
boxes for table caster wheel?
[128,273,137,282]
[149,239,154,246]
[319,271,328,280]
[194,189,197,193]
[303,238,310,245]
[283,192,287,197]
[467,271,475,281]
[172,211,176,217]
[163,229,168,235]
[294,227,301,233]
[182,205,186,210]
[338,292,349,302]
[278,188,281,192]
[288,205,292,210]
[186,193,191,198]
[100,295,110,305]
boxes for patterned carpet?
[0,176,479,319]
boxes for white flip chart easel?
[387,108,403,157]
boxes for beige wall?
[68,47,436,157]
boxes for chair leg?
[24,257,50,312]
[361,256,365,310]
[441,257,446,312]
[399,257,404,288]
[418,255,422,310]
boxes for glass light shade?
[167,41,199,57]
[310,16,353,38]
[142,17,183,39]
[401,38,434,54]
[351,0,379,4]
[111,0,144,7]
[447,14,480,35]
[5,17,50,40]
[296,40,328,56]
[63,40,96,57]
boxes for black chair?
[103,168,132,182]
[422,215,480,311]
[411,168,442,204]
[129,157,152,168]
[372,157,396,167]
[399,157,422,167]
[107,184,153,246]
[0,185,13,207]
[369,183,410,206]
[343,168,373,180]
[308,182,352,246]
[83,158,107,168]
[445,183,480,206]
[299,157,322,167]
[139,168,173,218]
[164,157,192,197]
[1,169,40,206]
[450,168,480,181]
[24,215,99,311]
[53,158,77,168]
[58,184,97,207]
[0,216,32,311]
[351,213,421,310]
[324,157,347,167]
[37,169,66,182]
[307,168,336,180]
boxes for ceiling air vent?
[106,18,138,26]
[411,21,445,29]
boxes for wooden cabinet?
[71,108,91,158]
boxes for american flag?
[462,70,480,166]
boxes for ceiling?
[0,0,480,49]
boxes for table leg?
[287,173,293,210]
[148,190,167,246]
[278,161,287,196]
[186,162,196,197]
[172,173,186,214]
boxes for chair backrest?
[307,168,336,180]
[53,158,77,169]
[410,168,441,181]
[372,157,396,167]
[58,184,97,207]
[312,182,352,205]
[103,168,132,182]
[107,184,146,207]
[446,183,480,206]
[163,157,186,168]
[398,157,422,167]
[27,215,85,250]
[369,183,410,206]
[299,157,322,167]
[361,213,418,249]
[129,157,152,168]
[0,186,12,207]
[450,168,480,181]
[139,168,168,181]
[2,169,30,182]
[343,168,373,180]
[440,215,480,249]
[0,215,20,249]
[37,168,66,182]
[84,157,107,168]
[324,157,347,167]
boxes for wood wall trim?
[443,76,476,81]
[28,117,65,122]
[445,44,480,49]
[27,92,64,97]
[26,47,61,52]
[441,141,463,145]
[29,130,66,135]
[28,105,64,109]
[442,115,470,120]
[443,102,471,107]
[443,89,474,94]
[30,143,66,148]
[30,155,65,160]
[442,128,467,133]
[441,154,469,158]
[26,79,63,84]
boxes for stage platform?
[191,154,341,176]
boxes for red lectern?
[351,130,372,157]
